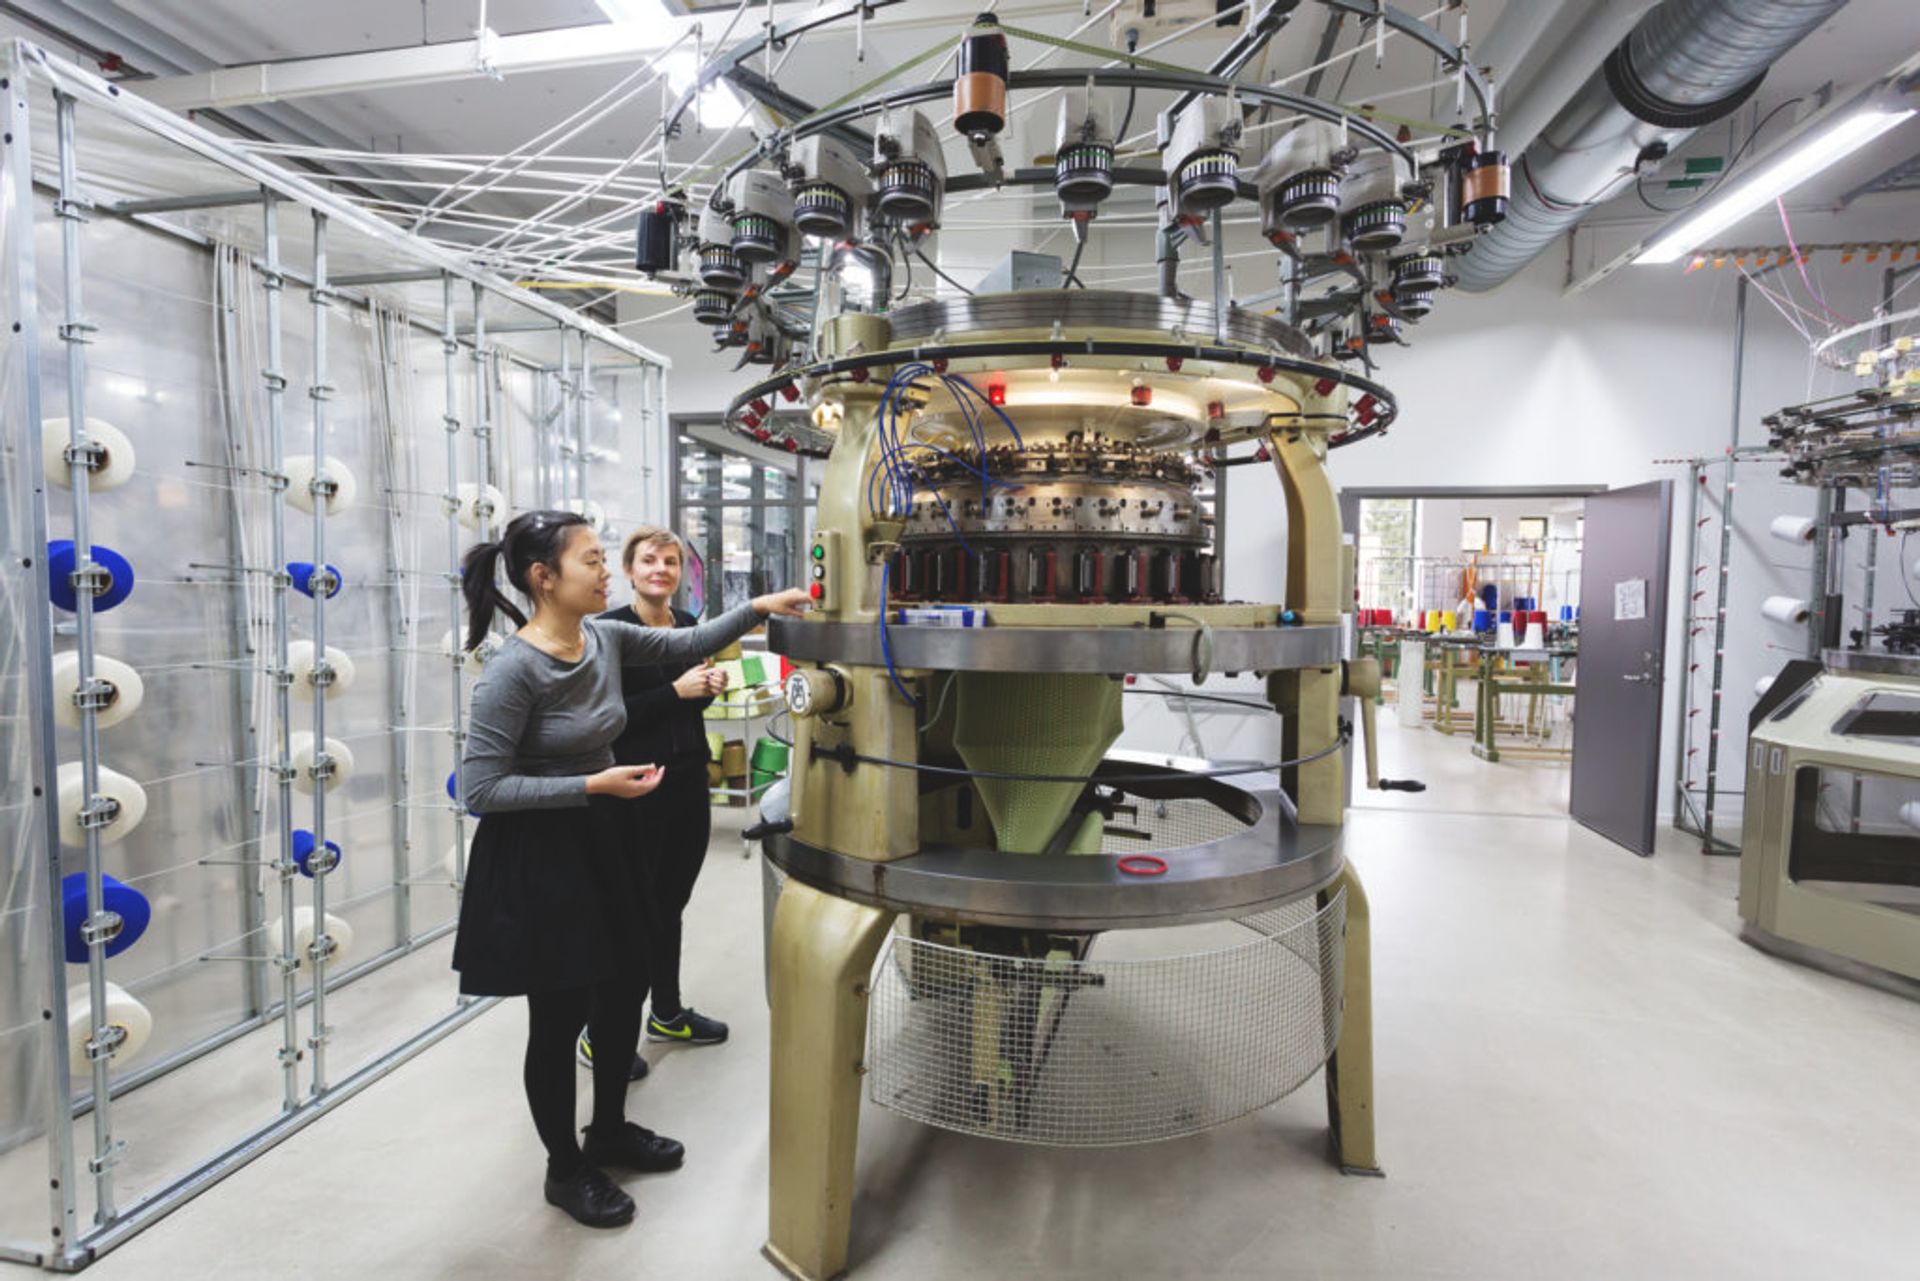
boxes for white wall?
[1224,200,1918,828]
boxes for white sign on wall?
[1613,577,1647,622]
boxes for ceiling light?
[663,50,747,130]
[594,0,673,24]
[1637,106,1916,266]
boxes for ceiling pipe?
[1490,0,1660,158]
[1455,0,1850,293]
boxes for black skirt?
[452,795,649,996]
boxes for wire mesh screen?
[866,888,1345,1147]
[1096,793,1254,853]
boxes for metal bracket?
[261,370,287,392]
[77,794,123,830]
[57,320,97,344]
[308,662,335,688]
[308,382,335,403]
[309,754,337,783]
[84,1139,127,1176]
[79,910,124,947]
[83,1022,127,1062]
[303,566,339,595]
[71,677,116,711]
[52,195,93,222]
[62,440,106,471]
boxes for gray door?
[1570,480,1674,856]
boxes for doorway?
[1342,487,1601,819]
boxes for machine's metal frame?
[0,39,668,1270]
[1739,651,1920,985]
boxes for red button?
[809,583,824,600]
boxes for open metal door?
[1570,480,1674,855]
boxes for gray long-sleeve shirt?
[459,604,762,813]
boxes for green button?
[811,544,825,559]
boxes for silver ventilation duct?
[1455,0,1849,292]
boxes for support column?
[1323,864,1380,1176]
[765,879,895,1281]
[1269,423,1344,826]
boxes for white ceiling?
[17,1,1920,265]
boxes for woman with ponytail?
[451,509,808,1229]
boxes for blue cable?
[878,558,920,709]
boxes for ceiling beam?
[128,1,1078,113]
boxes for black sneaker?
[580,1121,686,1174]
[646,1007,729,1046]
[543,1166,634,1228]
[576,1028,649,1081]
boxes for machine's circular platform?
[769,616,1340,674]
[759,759,1343,930]
[887,290,1315,358]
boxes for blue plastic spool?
[287,561,344,599]
[292,829,342,878]
[61,872,151,963]
[1472,609,1491,632]
[47,541,135,613]
[446,770,477,817]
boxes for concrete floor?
[72,713,1920,1280]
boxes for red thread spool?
[1165,355,1183,373]
[1257,365,1276,384]
[1130,384,1152,407]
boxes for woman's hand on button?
[752,588,812,618]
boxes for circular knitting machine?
[627,6,1508,1276]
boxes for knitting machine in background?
[630,5,1510,1278]
[1742,383,1920,991]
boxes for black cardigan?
[598,604,717,767]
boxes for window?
[1460,516,1492,554]
[1356,497,1416,611]
[1516,516,1549,547]
[670,426,817,619]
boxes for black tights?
[640,762,712,1019]
[524,980,643,1177]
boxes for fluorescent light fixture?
[1637,105,1916,265]
[594,0,673,23]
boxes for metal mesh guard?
[866,890,1346,1147]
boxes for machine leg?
[1324,864,1382,1176]
[765,879,896,1281]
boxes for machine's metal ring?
[769,617,1341,674]
[886,291,1314,358]
[728,341,1397,456]
[758,767,1345,929]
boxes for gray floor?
[76,714,1920,1280]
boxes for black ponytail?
[461,509,591,651]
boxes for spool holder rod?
[441,274,471,894]
[54,86,126,1215]
[306,209,334,1096]
[261,187,304,1109]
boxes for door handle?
[1621,673,1653,683]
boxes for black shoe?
[576,1028,649,1081]
[543,1166,635,1228]
[580,1121,686,1174]
[646,1007,729,1046]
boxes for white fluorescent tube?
[595,0,675,23]
[1636,106,1916,266]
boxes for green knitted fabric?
[952,673,1122,854]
